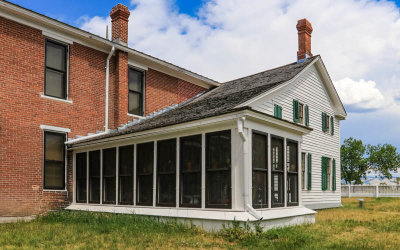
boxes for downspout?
[105,46,115,132]
[237,116,263,220]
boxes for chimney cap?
[296,18,313,34]
[110,3,130,21]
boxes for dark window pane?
[157,139,176,207]
[180,135,202,208]
[206,130,231,208]
[286,141,298,206]
[76,152,87,203]
[287,174,298,205]
[46,41,66,71]
[119,145,134,205]
[271,137,284,207]
[287,142,298,173]
[45,133,64,161]
[137,142,154,206]
[252,132,267,208]
[45,69,65,98]
[129,69,143,92]
[89,150,100,204]
[128,92,141,115]
[44,132,65,189]
[103,148,116,204]
[44,161,64,188]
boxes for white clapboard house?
[66,19,347,231]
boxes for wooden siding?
[249,65,341,207]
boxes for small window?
[45,40,68,99]
[119,145,134,205]
[180,135,202,208]
[43,131,66,190]
[326,115,330,132]
[299,103,304,124]
[157,139,177,207]
[301,153,306,190]
[102,148,116,204]
[271,136,284,207]
[206,130,231,209]
[287,141,298,206]
[252,132,268,208]
[76,152,87,203]
[128,68,145,116]
[89,150,101,203]
[136,142,154,206]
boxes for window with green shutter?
[274,104,282,119]
[293,99,299,123]
[330,116,334,135]
[321,157,327,191]
[332,159,336,191]
[307,153,312,190]
[305,105,309,127]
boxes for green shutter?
[274,105,282,119]
[332,159,336,191]
[293,99,299,122]
[321,157,327,190]
[274,104,278,117]
[305,105,309,126]
[331,116,334,135]
[279,106,282,119]
[322,112,327,132]
[307,153,312,190]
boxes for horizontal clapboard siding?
[250,65,341,207]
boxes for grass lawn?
[1,197,400,249]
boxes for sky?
[7,0,400,149]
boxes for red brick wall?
[0,16,207,216]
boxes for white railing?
[341,185,400,197]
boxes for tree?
[367,144,400,179]
[341,137,369,184]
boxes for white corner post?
[237,116,262,220]
[105,46,115,132]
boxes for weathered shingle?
[68,56,317,146]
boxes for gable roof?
[67,56,317,146]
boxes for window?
[252,132,268,208]
[321,156,331,191]
[157,139,176,207]
[180,135,202,208]
[136,142,154,206]
[326,158,331,191]
[271,136,284,207]
[330,116,334,135]
[286,141,298,206]
[274,104,282,119]
[45,40,68,99]
[43,131,66,190]
[301,153,306,190]
[128,68,144,116]
[89,150,100,203]
[76,152,87,203]
[307,153,312,190]
[299,103,304,124]
[103,148,116,204]
[322,112,330,133]
[119,145,134,205]
[206,130,231,208]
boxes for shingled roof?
[68,56,318,146]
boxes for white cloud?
[334,78,390,112]
[79,0,400,112]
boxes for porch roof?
[67,56,316,147]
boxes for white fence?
[341,185,400,197]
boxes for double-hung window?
[271,136,284,207]
[301,153,306,190]
[286,141,299,206]
[45,40,68,99]
[128,68,145,116]
[43,131,66,190]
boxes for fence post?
[348,184,351,197]
[376,185,379,198]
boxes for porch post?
[283,138,287,207]
[298,141,302,206]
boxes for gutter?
[105,46,115,132]
[237,116,263,220]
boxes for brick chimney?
[110,3,130,44]
[296,18,313,60]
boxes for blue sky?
[7,0,400,149]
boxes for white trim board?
[40,125,71,133]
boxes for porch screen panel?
[136,142,154,206]
[103,148,116,204]
[287,141,299,206]
[271,136,284,207]
[119,145,134,205]
[252,132,268,208]
[76,152,87,203]
[180,135,202,208]
[206,130,231,209]
[89,150,100,203]
[157,139,176,207]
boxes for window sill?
[127,113,145,119]
[43,189,67,192]
[40,94,73,104]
